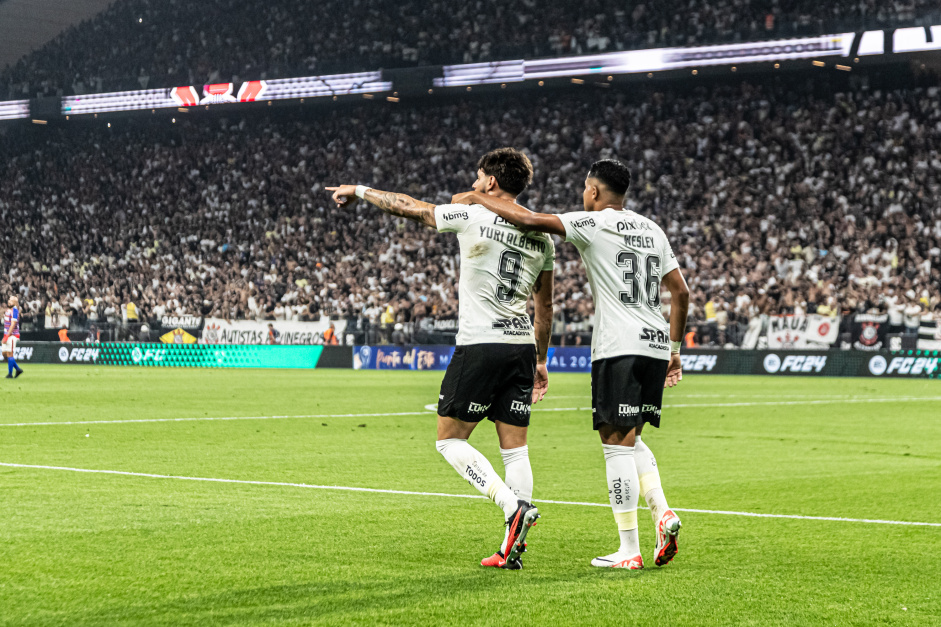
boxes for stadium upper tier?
[1,0,938,98]
[1,80,938,332]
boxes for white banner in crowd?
[766,314,839,349]
[918,320,941,350]
[200,318,346,345]
[44,314,70,329]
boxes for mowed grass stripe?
[3,461,939,527]
[3,395,941,427]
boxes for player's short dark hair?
[477,148,534,196]
[588,159,632,196]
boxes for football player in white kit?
[327,148,555,569]
[452,159,690,570]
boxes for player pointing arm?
[327,185,436,228]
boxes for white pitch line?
[1,462,938,528]
[662,396,941,409]
[3,396,941,428]
[546,393,879,400]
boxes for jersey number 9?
[496,250,523,302]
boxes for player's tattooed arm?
[364,189,437,228]
[450,191,565,237]
[326,185,437,228]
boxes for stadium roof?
[0,0,113,70]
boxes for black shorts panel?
[591,355,669,431]
[438,343,536,428]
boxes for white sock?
[635,435,670,525]
[603,444,640,556]
[436,439,519,518]
[499,445,533,553]
[500,445,533,504]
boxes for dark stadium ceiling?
[0,0,113,69]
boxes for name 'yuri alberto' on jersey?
[434,205,555,346]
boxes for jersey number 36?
[617,252,661,309]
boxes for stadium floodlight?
[63,88,180,114]
[61,71,393,115]
[434,61,525,87]
[894,25,941,52]
[857,31,886,56]
[0,100,30,120]
[435,32,857,87]
[250,72,392,101]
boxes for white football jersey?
[557,208,679,361]
[436,203,555,346]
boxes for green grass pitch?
[1,366,939,625]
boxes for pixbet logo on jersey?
[763,353,827,373]
[869,355,939,376]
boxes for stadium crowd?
[2,0,938,98]
[2,78,939,344]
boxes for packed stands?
[3,0,938,98]
[2,78,939,344]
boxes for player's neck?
[591,195,625,212]
[487,191,517,202]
